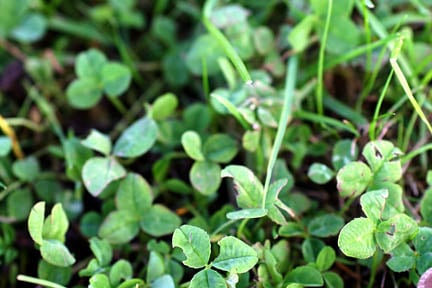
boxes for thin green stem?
[262,55,298,209]
[108,96,128,115]
[316,0,332,115]
[211,219,238,237]
[367,252,380,288]
[369,70,394,140]
[202,57,210,101]
[17,275,67,288]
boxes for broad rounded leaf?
[221,165,263,209]
[253,26,274,55]
[147,251,165,283]
[286,265,323,286]
[336,161,372,198]
[113,117,158,158]
[7,188,33,221]
[190,161,221,196]
[28,201,45,245]
[190,269,226,288]
[109,259,133,286]
[102,63,132,97]
[40,240,76,267]
[12,156,40,182]
[152,275,175,288]
[89,237,112,267]
[212,236,258,273]
[76,49,107,80]
[172,225,211,269]
[81,129,112,156]
[186,34,225,76]
[375,214,418,253]
[308,214,344,237]
[42,203,69,243]
[82,157,126,197]
[323,271,344,288]
[0,0,29,37]
[332,139,358,170]
[0,136,12,156]
[308,163,334,184]
[151,93,179,121]
[362,140,402,182]
[98,210,139,244]
[89,274,110,288]
[66,78,102,109]
[338,217,376,259]
[38,260,72,286]
[181,131,205,161]
[140,204,181,237]
[203,134,238,163]
[386,243,415,272]
[360,189,388,223]
[116,173,153,215]
[316,246,336,272]
[11,13,46,42]
[413,227,432,254]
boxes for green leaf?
[265,179,288,225]
[42,203,69,243]
[362,140,402,183]
[316,246,336,272]
[80,212,102,238]
[81,129,112,156]
[336,161,372,198]
[203,134,238,163]
[109,260,133,286]
[332,139,358,170]
[212,236,258,273]
[253,26,274,55]
[116,173,153,216]
[98,210,140,244]
[12,156,40,182]
[11,13,46,42]
[172,225,211,269]
[0,0,29,37]
[360,189,388,223]
[288,15,316,52]
[151,93,179,121]
[28,201,45,245]
[140,204,181,237]
[76,49,107,81]
[285,265,323,286]
[7,188,33,221]
[278,222,305,238]
[221,165,264,209]
[338,217,376,259]
[0,136,12,156]
[66,78,103,109]
[386,243,415,272]
[181,131,205,161]
[113,117,158,158]
[89,237,112,267]
[308,163,334,184]
[102,63,132,97]
[82,157,126,197]
[322,271,344,288]
[40,240,76,267]
[375,214,418,253]
[242,130,260,152]
[190,269,226,288]
[38,260,72,286]
[151,275,175,288]
[413,227,432,254]
[64,137,93,181]
[421,187,432,225]
[302,238,325,263]
[147,251,165,283]
[186,34,225,76]
[89,273,111,288]
[308,214,344,238]
[190,161,221,196]
[226,208,267,220]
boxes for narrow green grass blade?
[210,93,250,130]
[316,0,333,115]
[202,1,251,83]
[294,111,360,137]
[262,55,298,209]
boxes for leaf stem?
[262,55,298,209]
[17,275,67,288]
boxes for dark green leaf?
[7,188,33,221]
[203,134,238,163]
[12,156,40,182]
[90,237,112,267]
[316,246,336,272]
[308,163,334,184]
[38,260,72,286]
[285,265,323,286]
[186,34,225,76]
[116,173,153,216]
[98,210,139,244]
[140,204,181,237]
[212,236,258,273]
[147,251,165,283]
[102,63,132,97]
[109,260,132,286]
[190,269,226,288]
[66,78,102,109]
[308,214,344,237]
[76,49,107,81]
[190,161,221,196]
